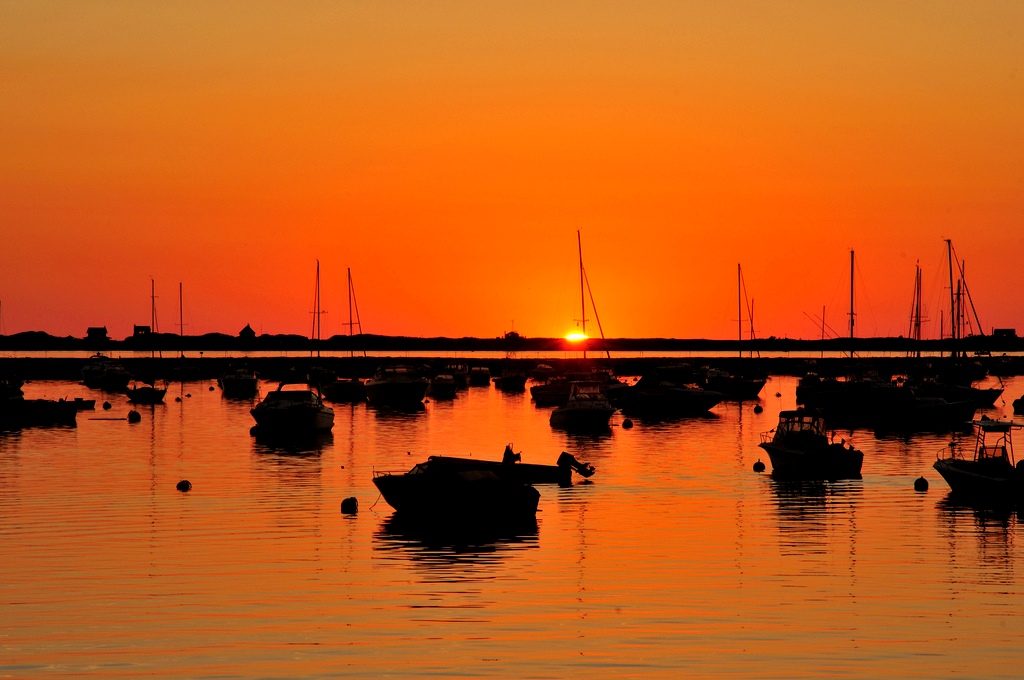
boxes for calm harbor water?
[3,374,1024,677]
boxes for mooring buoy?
[753,404,763,414]
[127,410,141,423]
[753,460,766,473]
[622,418,634,429]
[102,401,112,410]
[176,480,192,492]
[209,386,215,391]
[341,497,358,514]
[914,476,928,492]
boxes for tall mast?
[179,282,184,359]
[946,239,956,354]
[311,260,321,358]
[577,230,587,360]
[150,278,160,359]
[738,263,742,358]
[344,268,365,357]
[348,268,354,339]
[848,249,855,357]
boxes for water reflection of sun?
[565,332,588,342]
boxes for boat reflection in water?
[252,429,334,456]
[373,512,539,570]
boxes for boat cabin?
[773,409,829,439]
[969,418,1022,465]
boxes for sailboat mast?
[737,264,742,358]
[179,282,184,359]
[848,249,855,357]
[945,239,956,351]
[348,268,353,339]
[577,230,586,360]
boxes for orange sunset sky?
[2,2,1022,341]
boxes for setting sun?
[565,332,588,342]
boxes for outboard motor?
[557,451,596,478]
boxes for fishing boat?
[364,365,429,408]
[549,382,615,431]
[933,417,1024,500]
[372,457,542,519]
[250,382,335,434]
[758,409,863,479]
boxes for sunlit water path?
[3,375,1024,677]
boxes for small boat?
[493,369,527,392]
[469,366,492,387]
[0,393,77,430]
[549,382,615,431]
[59,397,96,411]
[219,366,259,399]
[427,374,459,400]
[250,382,335,434]
[365,365,429,408]
[372,458,541,519]
[126,382,167,405]
[322,378,367,404]
[81,354,132,392]
[758,409,864,479]
[440,363,470,389]
[404,445,595,487]
[608,374,724,418]
[933,418,1024,500]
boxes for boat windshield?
[776,411,827,438]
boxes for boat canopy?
[775,410,828,438]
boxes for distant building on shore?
[85,326,109,348]
[239,324,256,340]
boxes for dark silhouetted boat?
[493,368,527,392]
[759,409,863,479]
[365,365,429,408]
[81,354,131,392]
[469,366,492,387]
[59,397,95,411]
[372,458,541,519]
[427,374,459,399]
[250,382,334,434]
[608,373,724,418]
[125,381,167,405]
[1,382,77,429]
[219,366,259,398]
[322,377,367,403]
[1015,395,1024,415]
[549,382,615,431]
[933,418,1024,500]
[404,446,595,487]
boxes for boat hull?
[251,405,334,433]
[933,457,1024,499]
[759,441,863,480]
[365,380,428,407]
[372,469,540,518]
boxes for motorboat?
[250,382,335,434]
[427,374,459,400]
[219,366,259,399]
[933,417,1024,500]
[404,445,595,487]
[81,354,131,392]
[440,363,470,388]
[549,382,615,431]
[372,458,541,519]
[59,397,96,411]
[322,377,367,404]
[0,387,77,430]
[125,382,167,405]
[758,409,863,479]
[607,374,723,418]
[469,366,492,387]
[365,365,429,408]
[493,369,527,392]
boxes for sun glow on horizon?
[565,332,588,342]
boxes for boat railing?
[759,430,774,444]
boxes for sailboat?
[570,230,610,360]
[323,266,368,403]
